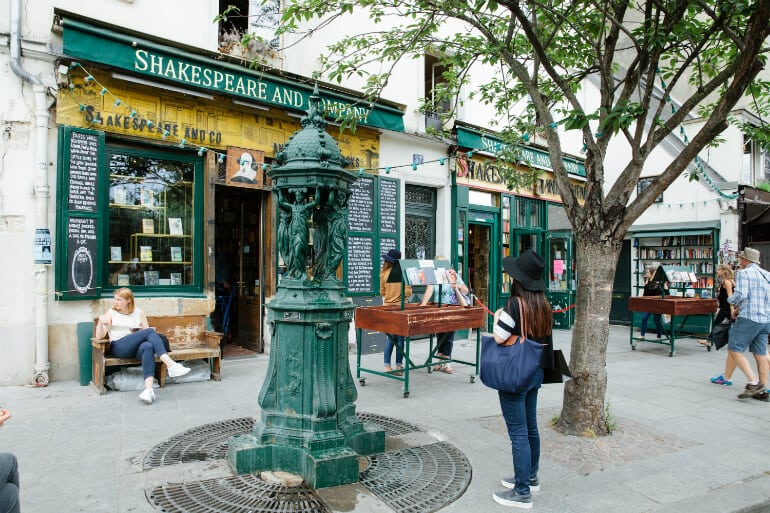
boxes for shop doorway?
[214,185,265,353]
[468,222,493,329]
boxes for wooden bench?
[91,314,222,394]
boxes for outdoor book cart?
[628,265,716,356]
[354,259,485,397]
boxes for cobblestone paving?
[478,408,698,476]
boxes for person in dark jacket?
[640,267,664,339]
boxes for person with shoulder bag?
[490,249,555,509]
[708,264,738,382]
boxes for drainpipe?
[11,0,52,386]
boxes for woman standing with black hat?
[491,249,555,509]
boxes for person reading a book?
[95,287,191,404]
[420,258,470,374]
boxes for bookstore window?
[106,148,199,289]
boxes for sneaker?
[138,388,154,404]
[710,374,732,386]
[167,363,191,378]
[501,477,539,492]
[752,391,769,402]
[738,382,766,399]
[493,489,533,509]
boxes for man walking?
[727,247,770,401]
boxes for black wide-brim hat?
[383,249,401,264]
[502,249,546,291]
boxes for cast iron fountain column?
[228,87,384,489]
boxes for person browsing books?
[420,257,469,374]
[95,288,191,404]
[639,267,665,340]
[380,249,412,374]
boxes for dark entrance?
[214,185,266,352]
[609,239,632,325]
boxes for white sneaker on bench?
[168,363,191,378]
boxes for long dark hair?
[511,280,552,339]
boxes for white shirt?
[106,308,144,341]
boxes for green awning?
[61,16,404,132]
[456,126,586,178]
[628,220,720,237]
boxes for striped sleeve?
[494,308,516,340]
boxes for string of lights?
[65,62,473,176]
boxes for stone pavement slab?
[0,325,769,513]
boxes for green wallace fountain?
[228,87,385,488]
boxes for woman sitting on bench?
[95,287,190,404]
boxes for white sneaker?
[167,363,191,378]
[139,388,154,404]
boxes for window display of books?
[170,246,183,262]
[143,270,159,286]
[140,246,153,262]
[168,218,183,235]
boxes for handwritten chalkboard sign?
[67,217,97,295]
[67,131,100,213]
[347,236,373,293]
[57,127,104,300]
[348,176,374,232]
[379,178,398,234]
[380,237,397,265]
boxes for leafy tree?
[275,0,770,435]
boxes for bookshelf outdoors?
[635,234,716,294]
[632,229,718,335]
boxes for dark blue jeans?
[110,328,167,379]
[384,334,405,366]
[0,452,19,513]
[640,312,663,337]
[437,331,455,358]
[498,367,544,496]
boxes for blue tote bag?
[480,298,544,393]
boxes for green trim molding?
[456,126,586,178]
[60,14,404,133]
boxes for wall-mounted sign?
[225,147,269,189]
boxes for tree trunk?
[555,234,622,436]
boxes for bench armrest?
[203,331,223,349]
